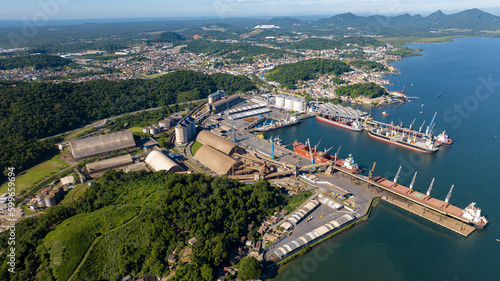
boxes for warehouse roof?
[211,95,241,109]
[145,151,183,173]
[196,130,239,155]
[86,154,134,174]
[194,145,240,175]
[69,130,136,160]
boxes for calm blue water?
[271,37,500,281]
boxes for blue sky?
[1,0,499,20]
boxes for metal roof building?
[196,130,240,155]
[194,145,241,175]
[145,151,183,173]
[86,154,134,174]
[69,130,136,161]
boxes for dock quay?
[338,169,478,236]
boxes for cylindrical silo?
[159,120,169,129]
[294,98,304,112]
[49,189,59,203]
[276,94,285,108]
[284,96,294,111]
[175,123,188,145]
[36,193,45,204]
[188,116,196,138]
[41,187,51,195]
[44,194,56,207]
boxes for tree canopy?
[0,172,283,280]
[266,59,352,89]
[335,82,388,99]
[0,70,256,180]
[0,54,73,70]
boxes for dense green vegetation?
[184,41,290,61]
[0,70,255,180]
[237,257,262,280]
[0,54,72,70]
[385,47,423,57]
[335,82,388,99]
[266,59,351,89]
[349,60,387,71]
[283,190,313,213]
[0,172,284,280]
[149,31,186,43]
[286,37,385,50]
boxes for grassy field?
[128,126,144,133]
[0,154,69,194]
[40,205,139,281]
[283,190,313,213]
[61,183,90,206]
[144,73,164,79]
[190,141,203,156]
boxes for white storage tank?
[276,94,286,108]
[175,123,188,145]
[293,97,305,112]
[284,96,294,111]
[159,120,170,129]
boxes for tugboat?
[434,131,453,146]
[381,111,390,117]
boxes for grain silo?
[175,123,188,145]
[36,193,45,204]
[159,120,170,129]
[187,116,196,138]
[276,94,286,108]
[49,189,59,202]
[40,187,52,195]
[293,97,305,112]
[44,194,56,207]
[284,96,294,111]
[183,119,192,140]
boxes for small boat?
[496,239,500,243]
[421,104,424,107]
[382,111,390,116]
[420,111,423,114]
[438,93,441,97]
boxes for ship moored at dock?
[368,126,439,153]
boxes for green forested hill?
[0,54,73,70]
[0,172,283,280]
[336,82,388,98]
[266,59,351,89]
[0,70,256,179]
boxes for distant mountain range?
[264,9,500,32]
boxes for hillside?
[149,31,186,43]
[0,70,256,181]
[315,9,500,33]
[0,172,285,280]
[266,59,352,89]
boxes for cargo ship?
[292,141,363,173]
[373,176,488,229]
[316,113,362,132]
[368,126,439,153]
